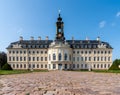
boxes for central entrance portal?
[58,64,62,70]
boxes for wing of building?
[6,13,113,71]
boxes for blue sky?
[0,0,120,60]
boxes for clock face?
[58,33,62,37]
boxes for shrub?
[109,59,120,70]
[2,63,13,70]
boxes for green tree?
[0,52,7,70]
[2,63,12,70]
[109,59,120,70]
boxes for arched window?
[58,53,62,60]
[24,64,26,68]
[53,53,56,60]
[64,53,67,60]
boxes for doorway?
[58,64,62,70]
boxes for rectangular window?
[104,57,106,61]
[9,51,11,54]
[45,51,47,54]
[20,51,22,54]
[77,51,79,54]
[41,57,43,61]
[97,57,99,61]
[16,51,18,54]
[29,57,31,61]
[85,57,87,61]
[41,51,43,54]
[13,51,15,54]
[37,57,39,61]
[45,57,47,61]
[94,57,96,61]
[81,57,83,61]
[13,57,15,61]
[73,57,75,61]
[77,57,79,61]
[89,57,91,61]
[16,57,18,61]
[24,51,26,54]
[24,57,26,61]
[45,64,47,68]
[33,57,35,61]
[101,57,103,61]
[53,64,56,69]
[9,57,11,61]
[20,57,22,61]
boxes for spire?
[55,10,65,41]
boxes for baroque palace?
[7,13,113,70]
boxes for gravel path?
[0,71,120,95]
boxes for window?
[33,51,35,54]
[45,64,47,68]
[73,57,75,61]
[73,51,75,54]
[85,51,87,54]
[85,64,87,68]
[17,64,19,68]
[94,57,96,61]
[20,64,22,68]
[108,57,110,61]
[41,51,43,54]
[33,64,35,68]
[73,64,75,68]
[33,57,35,61]
[59,53,62,60]
[29,57,31,61]
[13,64,15,68]
[37,57,39,61]
[101,57,103,61]
[9,51,11,54]
[24,64,26,68]
[81,57,83,61]
[41,64,43,68]
[94,64,95,68]
[85,57,87,61]
[29,51,31,54]
[45,51,47,54]
[37,51,39,54]
[89,57,91,61]
[64,53,67,60]
[45,57,47,61]
[105,51,107,54]
[97,57,99,61]
[77,64,79,68]
[77,51,79,54]
[81,51,83,54]
[41,57,43,61]
[108,51,110,54]
[24,57,26,61]
[81,64,83,68]
[20,57,22,61]
[37,64,39,68]
[104,57,106,61]
[53,64,56,69]
[65,64,67,69]
[89,51,91,54]
[98,51,100,54]
[24,51,26,54]
[94,51,96,54]
[104,64,106,68]
[53,53,56,60]
[97,64,99,68]
[20,51,22,54]
[101,51,103,54]
[77,57,79,61]
[13,57,15,61]
[16,51,18,54]
[13,51,15,54]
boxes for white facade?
[7,13,113,70]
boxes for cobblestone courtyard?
[0,71,120,95]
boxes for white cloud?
[99,21,106,28]
[116,12,120,17]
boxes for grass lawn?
[0,69,48,75]
[93,70,120,73]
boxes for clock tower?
[56,12,65,41]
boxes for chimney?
[38,36,41,40]
[30,36,34,40]
[97,36,100,41]
[19,36,23,41]
[46,36,48,40]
